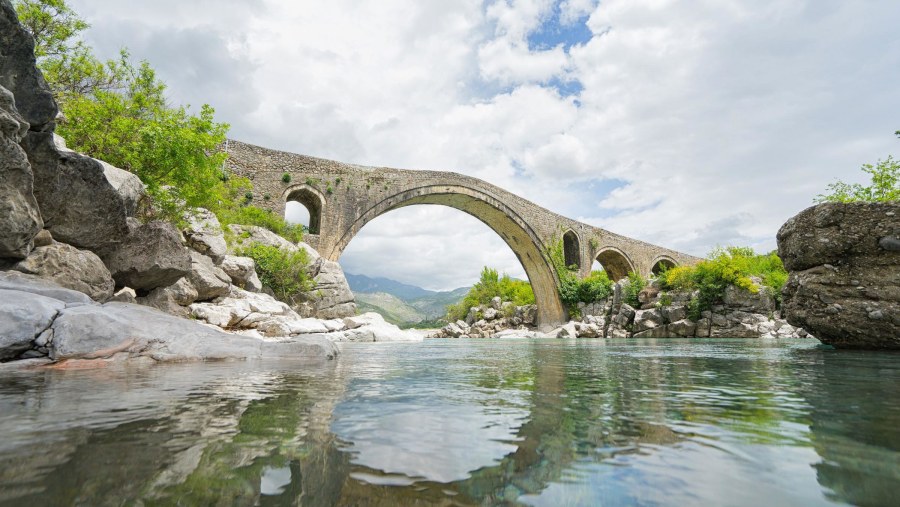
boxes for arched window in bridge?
[284,186,323,234]
[563,230,580,270]
[651,258,676,276]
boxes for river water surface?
[1,338,898,506]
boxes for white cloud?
[68,0,900,288]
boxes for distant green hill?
[348,273,469,324]
[355,292,426,325]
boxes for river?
[0,338,898,506]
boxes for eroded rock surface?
[103,220,191,291]
[0,85,42,259]
[778,202,900,349]
[12,242,114,301]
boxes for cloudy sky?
[69,0,900,290]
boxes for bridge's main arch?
[328,185,567,327]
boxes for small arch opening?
[284,186,323,234]
[563,230,580,270]
[594,248,634,282]
[651,258,676,276]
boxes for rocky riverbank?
[432,278,812,340]
[0,2,422,367]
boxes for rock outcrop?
[0,85,42,259]
[432,279,809,340]
[102,220,191,291]
[184,208,227,263]
[11,241,114,301]
[0,271,338,363]
[0,0,56,131]
[778,202,900,349]
[300,258,358,319]
[21,132,130,253]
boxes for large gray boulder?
[20,132,130,253]
[187,250,231,301]
[53,134,147,219]
[0,85,42,259]
[12,242,114,301]
[184,208,226,263]
[50,302,338,362]
[0,0,57,131]
[0,270,92,304]
[0,289,64,360]
[302,258,357,319]
[98,158,146,218]
[778,202,900,349]
[220,255,262,292]
[103,220,191,291]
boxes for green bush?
[238,243,312,302]
[281,172,291,183]
[446,267,535,322]
[622,271,646,308]
[548,237,616,311]
[660,246,789,314]
[218,205,304,244]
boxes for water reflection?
[0,339,897,506]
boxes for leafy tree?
[238,243,312,303]
[815,155,900,203]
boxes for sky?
[69,0,900,291]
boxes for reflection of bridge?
[226,140,698,327]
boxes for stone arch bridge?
[225,140,699,328]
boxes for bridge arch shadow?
[283,184,325,234]
[563,230,580,270]
[651,256,677,275]
[594,247,636,283]
[328,185,567,328]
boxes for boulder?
[577,323,602,338]
[302,258,357,319]
[187,250,231,301]
[490,296,502,310]
[661,305,687,324]
[137,277,198,317]
[0,270,92,304]
[778,202,900,349]
[0,289,64,360]
[0,85,42,259]
[220,255,262,292]
[668,319,697,338]
[103,220,191,291]
[12,242,114,301]
[555,322,578,338]
[722,282,775,314]
[32,228,52,247]
[0,1,57,131]
[184,208,226,263]
[226,224,298,253]
[97,158,146,218]
[50,302,338,362]
[330,313,422,343]
[20,132,130,253]
[633,308,664,333]
[109,287,137,304]
[483,307,499,320]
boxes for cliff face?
[777,202,900,349]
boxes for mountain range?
[346,273,469,325]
